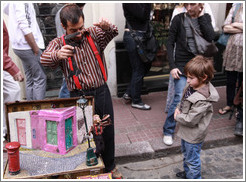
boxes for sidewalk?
[113,86,243,164]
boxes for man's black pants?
[70,84,115,172]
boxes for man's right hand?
[33,46,40,56]
[13,71,24,82]
[170,68,182,79]
[57,45,74,60]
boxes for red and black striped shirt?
[40,25,118,91]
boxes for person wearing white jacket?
[4,2,47,100]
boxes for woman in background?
[218,3,243,115]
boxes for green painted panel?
[65,117,73,150]
[46,120,57,145]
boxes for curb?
[115,126,243,164]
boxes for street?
[117,143,243,179]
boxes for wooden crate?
[3,97,106,179]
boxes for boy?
[174,55,220,179]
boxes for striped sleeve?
[40,38,62,69]
[90,24,118,52]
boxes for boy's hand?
[174,108,181,120]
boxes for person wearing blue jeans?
[181,140,203,179]
[163,76,186,135]
[174,55,219,179]
[59,78,70,98]
[123,30,152,109]
[163,3,215,145]
[122,3,152,110]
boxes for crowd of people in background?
[2,2,243,179]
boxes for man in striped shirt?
[40,4,121,178]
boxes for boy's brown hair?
[184,55,215,84]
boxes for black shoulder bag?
[187,15,218,57]
[127,21,158,63]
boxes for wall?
[209,3,227,31]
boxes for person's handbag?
[217,33,230,47]
[188,16,218,57]
[217,4,241,47]
[127,21,158,63]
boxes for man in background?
[3,3,47,101]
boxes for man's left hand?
[93,18,112,31]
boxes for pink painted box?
[30,106,77,155]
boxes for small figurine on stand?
[89,114,112,157]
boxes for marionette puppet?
[89,114,112,157]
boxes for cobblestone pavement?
[117,143,244,179]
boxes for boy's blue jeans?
[163,76,187,136]
[181,139,203,179]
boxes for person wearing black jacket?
[122,3,152,110]
[163,3,215,146]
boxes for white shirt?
[3,3,44,50]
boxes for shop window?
[148,3,175,76]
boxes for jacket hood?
[187,82,220,103]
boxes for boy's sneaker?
[131,102,151,110]
[176,171,187,179]
[163,135,173,146]
[111,167,123,179]
[122,93,132,101]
